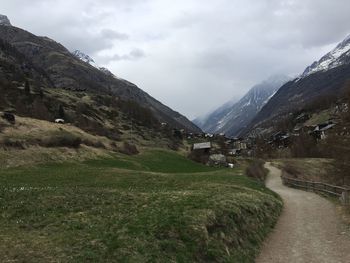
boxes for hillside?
[195,75,289,137]
[0,15,200,133]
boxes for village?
[168,106,345,168]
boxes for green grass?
[87,150,221,173]
[305,109,332,126]
[0,150,282,262]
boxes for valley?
[1,5,350,262]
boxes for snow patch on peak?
[0,14,11,26]
[72,50,97,67]
[72,50,117,78]
[301,34,350,78]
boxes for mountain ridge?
[195,75,289,137]
[0,16,201,133]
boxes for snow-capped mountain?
[302,35,350,78]
[0,14,11,26]
[193,99,238,132]
[72,50,98,67]
[194,75,289,137]
[245,34,350,135]
[72,50,118,78]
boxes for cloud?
[1,0,350,119]
[100,29,129,40]
[99,48,145,62]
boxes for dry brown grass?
[0,116,117,168]
[246,159,269,182]
[275,158,340,184]
[0,116,117,149]
[0,145,110,168]
[0,115,183,168]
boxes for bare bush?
[120,142,139,155]
[110,142,118,151]
[188,150,210,164]
[82,139,105,149]
[0,138,25,149]
[246,160,268,182]
[282,164,300,178]
[40,131,81,148]
[290,132,318,158]
[0,119,9,133]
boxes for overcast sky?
[2,0,350,119]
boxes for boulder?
[209,154,227,166]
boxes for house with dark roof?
[193,142,211,151]
[311,122,336,140]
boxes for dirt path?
[256,163,350,263]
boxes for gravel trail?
[256,162,350,263]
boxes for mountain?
[72,50,98,67]
[0,15,200,133]
[301,35,350,78]
[195,75,289,137]
[193,99,238,132]
[245,34,350,134]
[0,15,11,26]
[71,50,116,78]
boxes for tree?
[24,80,30,95]
[32,99,51,120]
[290,132,318,158]
[58,104,65,119]
[38,88,44,99]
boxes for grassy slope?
[304,109,332,127]
[0,116,172,168]
[0,150,282,262]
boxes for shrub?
[41,131,81,148]
[76,102,90,115]
[58,104,65,119]
[119,142,139,155]
[290,132,318,158]
[283,164,300,178]
[1,112,15,124]
[188,150,210,164]
[31,100,52,120]
[246,160,268,182]
[167,138,182,151]
[110,141,118,151]
[82,139,105,149]
[116,99,159,128]
[24,80,30,96]
[0,138,25,149]
[0,119,9,133]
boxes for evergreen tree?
[58,104,65,119]
[39,88,44,99]
[24,80,30,95]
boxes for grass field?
[0,150,282,262]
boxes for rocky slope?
[0,15,200,133]
[195,75,289,137]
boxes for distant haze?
[2,0,350,119]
